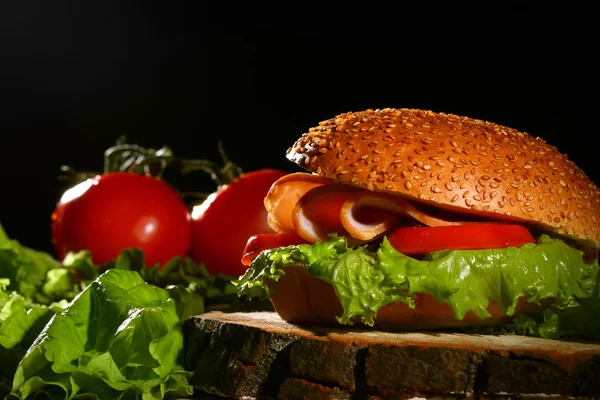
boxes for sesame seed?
[289,108,600,246]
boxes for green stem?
[58,137,245,203]
[179,141,243,188]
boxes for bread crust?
[286,108,600,248]
[268,266,545,331]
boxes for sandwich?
[235,108,600,337]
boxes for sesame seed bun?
[286,108,600,249]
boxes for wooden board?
[183,311,600,399]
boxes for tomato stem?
[58,138,245,199]
[104,138,175,177]
[57,165,99,183]
[179,141,243,188]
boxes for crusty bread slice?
[184,311,600,399]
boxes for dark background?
[0,2,594,255]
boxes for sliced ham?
[264,172,333,233]
[265,172,464,244]
[291,184,362,244]
[340,191,463,241]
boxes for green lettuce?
[61,248,237,321]
[235,234,600,340]
[8,269,194,400]
[0,222,242,399]
[0,225,76,305]
[0,289,68,397]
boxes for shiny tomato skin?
[387,224,536,256]
[190,169,288,276]
[242,233,309,266]
[51,172,191,267]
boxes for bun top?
[286,108,600,248]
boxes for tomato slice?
[242,224,536,265]
[242,233,309,266]
[387,223,536,256]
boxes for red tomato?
[241,233,310,266]
[387,224,536,256]
[51,172,191,267]
[190,169,288,276]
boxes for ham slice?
[264,172,333,233]
[265,172,463,244]
[292,184,362,244]
[340,191,463,241]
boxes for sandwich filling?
[236,172,600,340]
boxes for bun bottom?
[268,266,545,331]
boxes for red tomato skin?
[189,169,288,276]
[51,172,191,267]
[387,224,536,256]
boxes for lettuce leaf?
[8,269,194,400]
[235,234,600,339]
[0,221,247,399]
[0,225,75,305]
[0,291,68,398]
[62,248,238,320]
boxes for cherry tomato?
[51,172,191,267]
[241,233,310,266]
[190,169,288,276]
[387,224,536,256]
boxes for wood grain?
[183,311,600,399]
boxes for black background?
[0,2,594,255]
